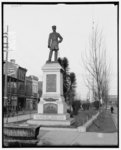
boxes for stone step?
[4,139,38,147]
[4,123,40,139]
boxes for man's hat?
[52,25,56,28]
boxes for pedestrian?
[110,106,114,113]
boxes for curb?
[40,127,77,131]
[77,112,100,132]
[111,113,117,130]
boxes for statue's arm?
[48,34,51,48]
[58,33,63,43]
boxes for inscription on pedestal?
[46,74,56,92]
[44,103,57,114]
[44,98,58,101]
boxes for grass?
[71,108,98,127]
[87,109,117,133]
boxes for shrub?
[82,102,90,110]
[72,100,81,115]
[93,101,100,110]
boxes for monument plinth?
[27,62,74,126]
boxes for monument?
[27,26,74,126]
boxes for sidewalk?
[37,130,118,146]
[111,107,118,130]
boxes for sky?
[3,3,117,99]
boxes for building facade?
[25,76,33,110]
[3,59,42,115]
[28,75,39,110]
[17,66,27,111]
[108,95,117,106]
[38,81,42,101]
[3,59,27,114]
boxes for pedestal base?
[27,118,74,126]
[33,113,70,120]
[38,97,67,114]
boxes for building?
[3,59,42,114]
[28,75,39,110]
[38,81,42,100]
[108,95,118,106]
[25,76,33,110]
[3,60,18,112]
[17,65,27,111]
[3,59,27,113]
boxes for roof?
[28,75,39,81]
[18,66,27,72]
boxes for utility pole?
[3,26,9,122]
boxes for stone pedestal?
[27,62,74,126]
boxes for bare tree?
[83,24,110,107]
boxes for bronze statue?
[48,25,63,62]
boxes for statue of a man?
[48,25,63,62]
